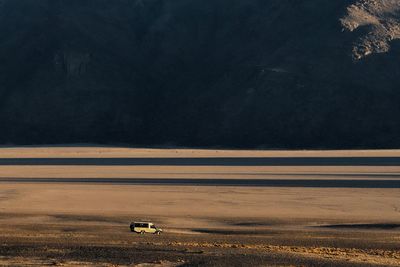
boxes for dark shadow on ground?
[191,229,280,235]
[0,157,400,166]
[1,178,399,188]
[318,224,400,230]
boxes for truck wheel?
[141,231,145,235]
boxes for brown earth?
[0,147,399,266]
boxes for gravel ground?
[0,215,399,267]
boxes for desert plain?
[0,147,399,266]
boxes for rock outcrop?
[341,0,400,59]
[54,51,91,77]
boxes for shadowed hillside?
[0,0,400,148]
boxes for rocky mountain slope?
[0,0,400,148]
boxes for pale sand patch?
[0,184,399,224]
[1,147,400,158]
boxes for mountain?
[0,0,400,148]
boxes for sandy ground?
[0,147,399,266]
[2,146,400,158]
[1,184,400,222]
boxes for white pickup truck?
[130,222,163,235]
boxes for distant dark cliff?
[1,0,400,148]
